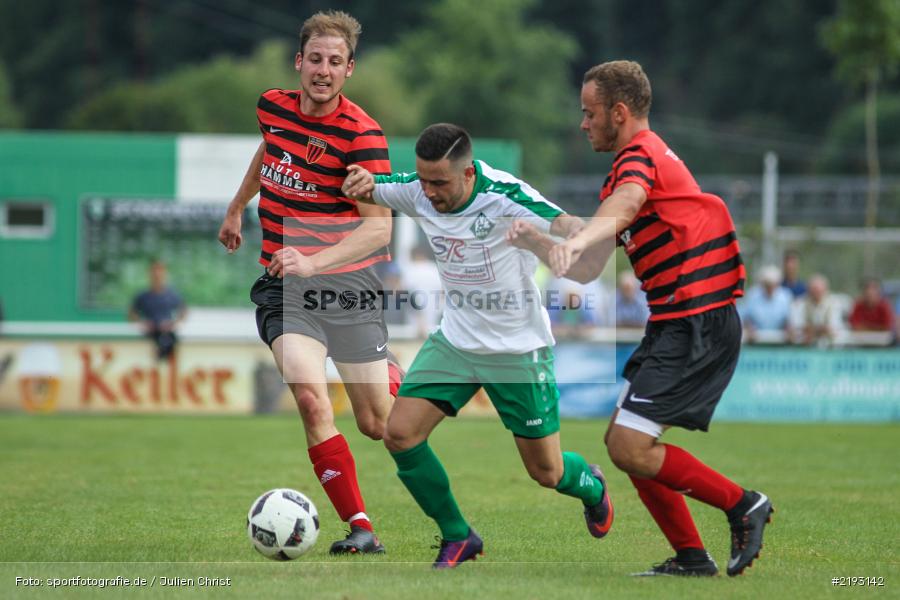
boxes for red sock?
[308,434,372,531]
[629,475,704,551]
[653,444,743,511]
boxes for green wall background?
[0,131,520,322]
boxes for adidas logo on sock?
[320,469,342,484]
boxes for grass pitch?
[1,414,897,599]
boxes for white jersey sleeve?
[478,162,562,233]
[372,173,420,217]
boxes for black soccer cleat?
[726,490,774,576]
[583,464,614,538]
[633,550,719,577]
[329,525,385,555]
[432,528,484,569]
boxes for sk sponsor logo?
[280,151,292,165]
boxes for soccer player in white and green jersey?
[342,123,613,569]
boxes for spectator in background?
[739,265,792,343]
[614,271,649,329]
[849,278,896,335]
[403,245,443,338]
[789,274,842,347]
[129,260,186,360]
[548,280,600,339]
[781,250,806,298]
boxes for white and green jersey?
[373,160,563,354]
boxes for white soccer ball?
[247,489,320,560]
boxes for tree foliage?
[394,0,577,181]
[0,61,22,128]
[820,0,900,87]
[66,41,295,132]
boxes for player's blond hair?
[583,60,652,118]
[299,11,362,60]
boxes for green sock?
[391,440,470,541]
[555,451,604,506]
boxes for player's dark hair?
[299,10,362,60]
[583,60,652,118]
[415,123,472,164]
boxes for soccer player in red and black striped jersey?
[217,11,402,555]
[549,61,773,577]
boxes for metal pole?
[762,151,778,267]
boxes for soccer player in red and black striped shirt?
[218,11,401,555]
[550,61,773,577]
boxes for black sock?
[676,547,711,562]
[725,489,754,520]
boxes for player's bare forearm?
[229,141,265,213]
[549,214,585,239]
[572,183,647,248]
[306,203,392,274]
[508,217,607,283]
[219,141,265,252]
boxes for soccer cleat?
[633,551,719,577]
[583,464,614,538]
[386,350,406,398]
[726,490,774,576]
[329,525,385,555]
[432,528,484,569]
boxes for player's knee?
[292,387,330,426]
[356,414,386,441]
[608,444,655,476]
[528,465,562,488]
[383,423,417,453]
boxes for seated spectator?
[789,274,843,347]
[739,265,793,343]
[849,278,896,334]
[615,272,649,329]
[129,260,187,360]
[548,281,599,339]
[781,249,807,298]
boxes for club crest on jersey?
[306,136,328,164]
[470,212,495,240]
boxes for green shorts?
[397,329,560,438]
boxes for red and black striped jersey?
[255,89,391,274]
[601,130,745,321]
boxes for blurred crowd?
[378,247,898,348]
[737,250,897,347]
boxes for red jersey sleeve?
[610,144,656,196]
[348,129,390,176]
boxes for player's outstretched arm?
[218,140,265,253]
[508,217,610,284]
[549,182,646,277]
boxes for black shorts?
[621,303,741,431]
[250,267,388,363]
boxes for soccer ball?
[247,489,319,560]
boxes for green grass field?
[1,415,898,599]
